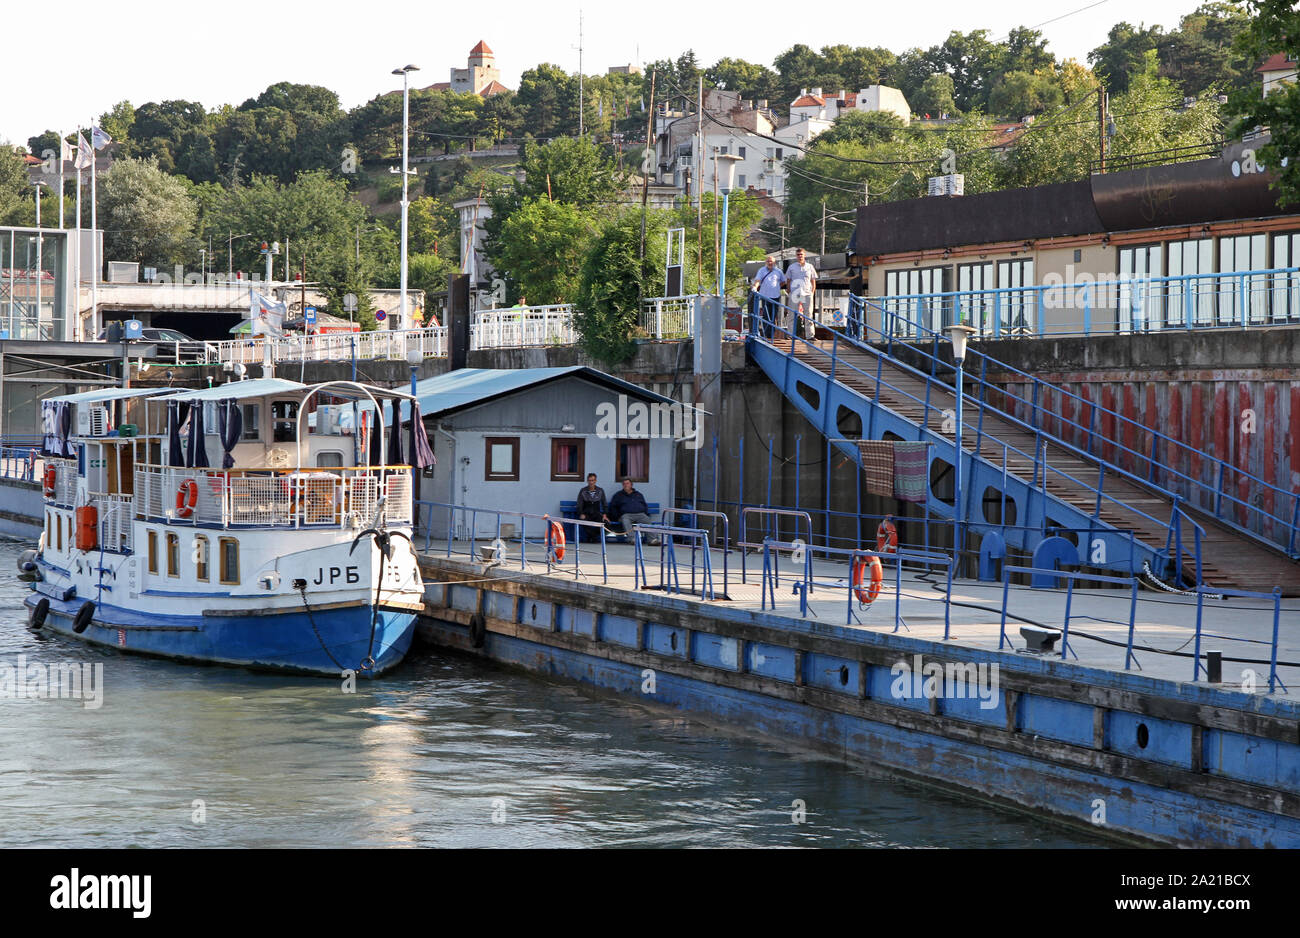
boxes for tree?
[492,198,598,304]
[97,157,198,267]
[814,110,908,148]
[706,57,778,103]
[516,135,625,205]
[518,64,578,137]
[926,30,1002,112]
[98,101,136,145]
[914,73,959,117]
[575,210,667,362]
[1228,0,1300,207]
[1089,22,1164,94]
[988,70,1065,118]
[0,145,34,226]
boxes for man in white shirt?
[785,248,817,337]
[751,255,785,338]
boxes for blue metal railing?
[634,524,717,600]
[845,291,1299,557]
[0,444,40,482]
[749,294,1195,582]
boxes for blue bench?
[558,499,660,541]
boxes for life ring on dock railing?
[852,555,884,605]
[42,466,57,497]
[175,478,199,518]
[547,520,566,562]
[876,518,898,553]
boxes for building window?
[484,437,520,481]
[195,535,209,582]
[775,148,783,160]
[1117,244,1163,331]
[996,259,1035,334]
[166,532,180,577]
[1167,237,1214,326]
[957,261,994,333]
[219,537,239,585]
[1218,233,1268,324]
[884,266,950,337]
[737,174,746,188]
[615,439,649,482]
[240,403,261,441]
[147,530,158,574]
[738,146,746,159]
[1270,231,1300,322]
[550,438,585,482]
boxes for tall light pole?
[945,323,976,575]
[715,154,741,298]
[392,64,419,330]
[228,231,252,281]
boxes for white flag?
[249,292,286,337]
[74,133,93,170]
[91,126,112,150]
[60,136,73,163]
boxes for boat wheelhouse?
[25,377,426,676]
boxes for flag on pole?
[60,136,73,163]
[74,133,93,170]
[91,126,112,150]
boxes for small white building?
[1257,52,1297,98]
[790,85,911,125]
[416,366,683,539]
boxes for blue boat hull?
[24,592,416,677]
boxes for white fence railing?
[202,327,448,367]
[470,306,576,349]
[132,464,413,529]
[640,297,694,339]
[95,493,134,552]
[43,458,77,506]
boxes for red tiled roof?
[1257,52,1295,73]
[479,80,511,97]
[791,94,825,108]
[470,40,493,55]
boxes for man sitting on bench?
[575,472,607,542]
[608,477,658,545]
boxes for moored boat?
[22,376,428,677]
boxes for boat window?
[147,530,158,574]
[271,401,298,443]
[316,451,344,468]
[241,403,261,441]
[194,535,209,582]
[219,537,239,585]
[166,533,180,577]
[56,514,63,553]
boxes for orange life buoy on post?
[42,466,57,498]
[876,518,898,553]
[547,520,566,561]
[176,479,198,518]
[852,555,884,605]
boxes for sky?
[2,0,1217,145]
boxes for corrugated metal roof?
[411,367,677,419]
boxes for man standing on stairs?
[751,255,785,338]
[785,248,818,339]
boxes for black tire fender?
[72,601,95,635]
[30,597,49,630]
[468,612,486,649]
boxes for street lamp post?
[228,231,252,281]
[945,323,977,576]
[392,64,420,330]
[714,153,742,299]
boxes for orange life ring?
[42,466,57,497]
[876,518,898,553]
[175,479,198,518]
[547,520,565,561]
[852,555,884,605]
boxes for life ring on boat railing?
[30,597,49,630]
[175,479,199,518]
[852,555,884,606]
[42,466,57,497]
[876,517,898,553]
[546,519,566,562]
[72,601,95,634]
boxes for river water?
[0,539,1107,848]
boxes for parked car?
[96,327,207,362]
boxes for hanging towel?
[857,440,895,498]
[893,441,930,503]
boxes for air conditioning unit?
[77,405,109,437]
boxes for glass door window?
[957,262,994,335]
[1167,237,1213,326]
[996,259,1035,334]
[1270,232,1300,323]
[1117,244,1162,331]
[1218,233,1268,324]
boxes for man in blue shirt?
[608,477,658,544]
[751,255,785,338]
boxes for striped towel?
[893,441,930,503]
[857,441,895,497]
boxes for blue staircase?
[746,296,1300,595]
